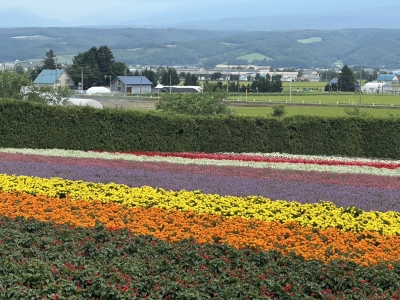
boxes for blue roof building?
[111,76,153,94]
[329,78,338,84]
[376,74,399,84]
[33,69,74,87]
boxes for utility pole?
[81,68,83,91]
[359,66,362,104]
[124,66,127,95]
[140,68,142,95]
[105,75,112,91]
[54,57,57,88]
[238,66,240,99]
[169,73,172,93]
[227,64,229,92]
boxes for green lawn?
[227,91,400,106]
[297,37,323,44]
[237,53,272,62]
[230,105,400,118]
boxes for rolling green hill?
[1,27,400,68]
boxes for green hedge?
[1,100,400,158]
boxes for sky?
[1,0,393,27]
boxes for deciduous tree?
[156,89,233,116]
[67,46,130,89]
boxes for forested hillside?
[1,27,400,68]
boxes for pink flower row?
[101,150,400,170]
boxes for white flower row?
[223,152,400,165]
[1,148,400,177]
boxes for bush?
[271,104,286,118]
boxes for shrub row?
[1,100,400,158]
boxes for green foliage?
[251,74,283,92]
[0,69,73,105]
[67,46,130,89]
[343,106,373,118]
[183,73,199,86]
[210,72,222,80]
[160,68,180,86]
[141,69,158,88]
[0,215,400,299]
[156,90,233,116]
[41,49,56,71]
[1,100,400,158]
[338,65,355,92]
[271,104,286,118]
[0,70,33,100]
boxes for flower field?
[1,148,400,298]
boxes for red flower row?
[95,150,400,169]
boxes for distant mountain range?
[1,27,400,69]
[167,6,400,31]
[0,7,69,28]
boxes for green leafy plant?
[0,215,399,298]
[344,106,372,118]
[271,104,286,118]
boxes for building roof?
[304,74,320,80]
[115,76,153,85]
[302,69,318,76]
[376,74,398,81]
[329,78,338,84]
[33,69,64,84]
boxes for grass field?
[237,52,273,62]
[297,37,323,44]
[230,105,400,118]
[226,92,400,106]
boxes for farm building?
[33,69,74,88]
[376,74,399,84]
[299,69,320,82]
[153,85,203,93]
[110,76,152,94]
[361,82,393,94]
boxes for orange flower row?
[1,190,399,266]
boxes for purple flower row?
[1,152,399,190]
[1,158,399,212]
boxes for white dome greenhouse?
[85,87,111,95]
[68,98,103,109]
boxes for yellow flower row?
[1,174,399,235]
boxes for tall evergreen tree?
[338,65,355,92]
[41,49,57,71]
[142,69,157,88]
[160,68,180,86]
[183,72,199,86]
